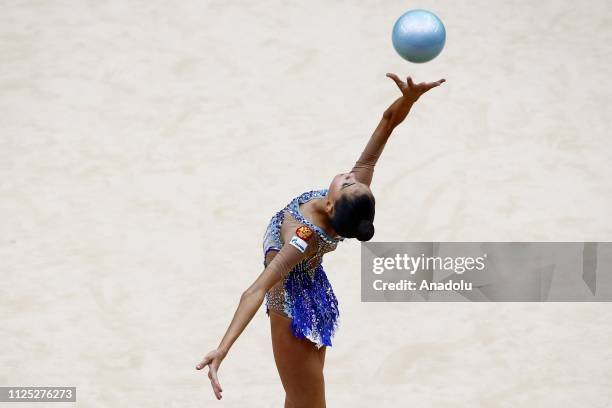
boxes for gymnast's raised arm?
[195,230,313,400]
[351,73,446,187]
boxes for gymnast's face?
[326,172,371,208]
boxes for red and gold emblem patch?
[296,225,314,241]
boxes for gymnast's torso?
[262,188,343,349]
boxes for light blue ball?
[392,9,446,63]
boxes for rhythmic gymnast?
[196,73,445,407]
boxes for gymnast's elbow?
[241,285,266,303]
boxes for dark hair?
[329,193,375,241]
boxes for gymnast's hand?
[196,348,227,400]
[386,73,445,102]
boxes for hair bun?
[356,219,375,241]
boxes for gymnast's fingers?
[431,78,446,88]
[422,79,445,92]
[196,355,211,370]
[386,72,403,87]
[208,366,223,399]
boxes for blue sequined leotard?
[262,188,344,349]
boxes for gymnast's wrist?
[401,94,419,104]
[217,345,229,358]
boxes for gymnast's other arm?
[195,231,314,400]
[351,73,446,186]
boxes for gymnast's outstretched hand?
[196,348,227,400]
[386,73,445,102]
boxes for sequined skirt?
[261,211,340,348]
